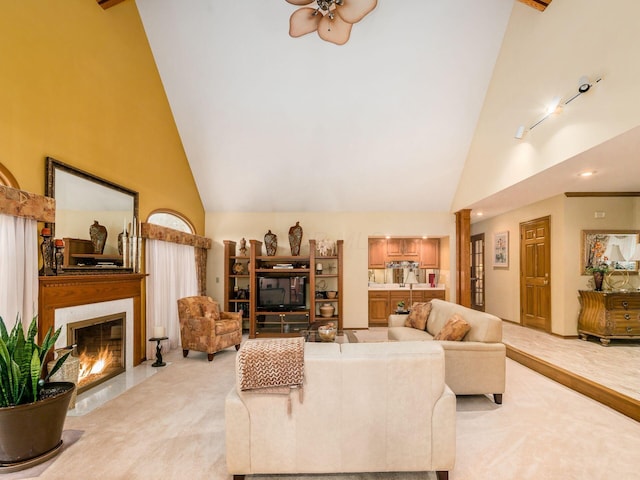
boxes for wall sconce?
[515,75,602,139]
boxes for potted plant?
[0,315,76,472]
[586,263,610,291]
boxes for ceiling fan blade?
[337,0,377,24]
[289,8,321,37]
[286,0,315,5]
[318,14,352,45]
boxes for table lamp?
[405,269,418,309]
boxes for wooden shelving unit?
[223,238,343,338]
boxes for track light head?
[578,75,591,93]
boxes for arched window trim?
[0,163,20,189]
[146,209,195,235]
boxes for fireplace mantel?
[38,274,146,365]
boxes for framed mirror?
[45,157,139,272]
[581,230,640,274]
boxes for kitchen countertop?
[368,283,445,291]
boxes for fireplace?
[67,313,126,394]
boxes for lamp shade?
[628,243,640,262]
[608,244,626,262]
[405,269,418,285]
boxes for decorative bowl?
[318,324,337,342]
[326,291,337,299]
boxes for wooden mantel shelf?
[38,274,147,365]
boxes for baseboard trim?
[506,344,640,422]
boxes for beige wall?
[472,195,640,336]
[206,212,456,329]
[0,1,204,233]
[453,0,640,211]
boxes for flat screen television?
[257,276,307,311]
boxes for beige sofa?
[226,341,456,480]
[388,298,505,404]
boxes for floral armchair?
[177,296,242,361]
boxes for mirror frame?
[45,157,139,238]
[581,229,640,274]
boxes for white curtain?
[145,239,198,360]
[0,213,38,331]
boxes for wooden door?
[368,238,386,268]
[470,233,485,311]
[520,216,551,332]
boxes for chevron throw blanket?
[237,337,305,413]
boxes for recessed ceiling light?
[476,212,484,216]
[385,235,391,239]
[579,171,596,177]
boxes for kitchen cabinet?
[368,289,446,326]
[368,238,387,268]
[368,291,390,326]
[419,238,440,268]
[386,238,420,259]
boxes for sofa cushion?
[433,314,471,341]
[404,302,432,330]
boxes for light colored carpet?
[17,339,640,480]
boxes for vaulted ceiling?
[131,0,637,220]
[135,0,515,212]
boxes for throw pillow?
[203,301,221,321]
[433,313,471,341]
[403,302,432,330]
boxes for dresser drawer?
[607,295,640,310]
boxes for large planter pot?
[0,382,75,473]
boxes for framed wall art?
[493,231,509,268]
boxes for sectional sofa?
[388,298,506,404]
[226,340,456,480]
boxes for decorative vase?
[264,230,278,256]
[319,303,335,318]
[593,272,604,291]
[0,382,75,472]
[89,220,107,254]
[288,221,303,256]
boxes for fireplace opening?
[67,313,126,394]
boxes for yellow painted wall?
[0,0,204,232]
[206,212,456,329]
[472,195,639,336]
[453,0,640,211]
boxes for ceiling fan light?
[318,14,352,44]
[286,0,314,5]
[336,0,377,24]
[289,7,321,37]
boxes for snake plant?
[0,315,71,407]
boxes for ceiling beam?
[517,0,552,12]
[97,0,127,10]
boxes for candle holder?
[39,228,55,276]
[149,336,168,367]
[54,239,64,273]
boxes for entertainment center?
[223,238,343,338]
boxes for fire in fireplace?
[67,313,126,394]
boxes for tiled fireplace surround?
[38,274,147,381]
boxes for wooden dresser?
[577,290,640,346]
